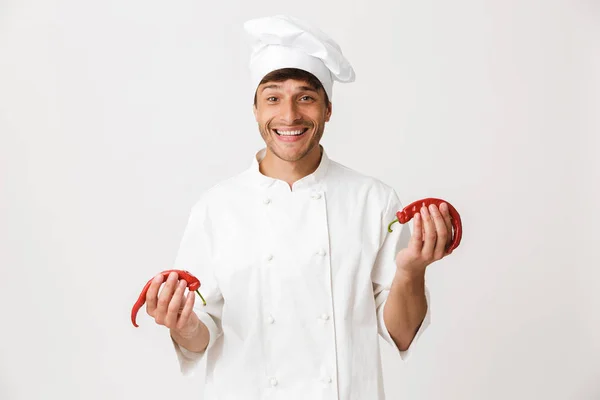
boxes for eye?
[300,96,314,101]
[266,96,278,102]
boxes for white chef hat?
[243,15,355,100]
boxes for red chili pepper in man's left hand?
[131,269,206,328]
[387,197,463,253]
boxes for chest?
[207,185,385,300]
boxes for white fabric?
[244,15,356,99]
[171,146,431,400]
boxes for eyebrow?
[261,84,318,93]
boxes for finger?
[420,205,437,257]
[145,273,164,317]
[176,290,196,331]
[429,204,449,259]
[165,279,187,328]
[408,212,424,252]
[439,202,453,243]
[155,271,179,324]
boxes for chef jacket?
[170,145,431,400]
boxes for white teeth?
[276,129,304,136]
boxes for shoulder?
[187,169,251,215]
[326,158,399,203]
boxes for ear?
[324,102,332,122]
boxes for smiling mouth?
[273,128,309,136]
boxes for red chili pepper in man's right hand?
[387,197,463,253]
[130,269,206,328]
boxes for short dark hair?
[253,68,330,106]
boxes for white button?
[322,376,332,383]
[320,314,330,320]
[266,254,273,261]
[266,315,275,324]
[312,193,322,200]
[264,198,271,204]
[269,377,278,387]
[317,249,326,256]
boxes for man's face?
[253,78,332,163]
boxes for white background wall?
[1,0,598,399]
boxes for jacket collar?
[247,145,330,191]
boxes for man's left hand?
[395,202,453,277]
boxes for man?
[144,15,454,400]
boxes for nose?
[279,99,302,124]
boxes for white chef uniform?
[170,146,431,400]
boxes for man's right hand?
[145,271,209,352]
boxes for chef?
[143,15,454,400]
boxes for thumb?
[408,212,424,252]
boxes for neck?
[259,146,322,188]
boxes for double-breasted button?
[266,315,275,324]
[266,254,274,262]
[269,377,278,387]
[263,198,271,205]
[322,376,332,383]
[317,249,327,256]
[311,193,322,200]
[320,314,330,321]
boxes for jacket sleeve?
[170,199,224,375]
[371,188,431,361]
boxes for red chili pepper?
[131,269,206,328]
[387,197,462,253]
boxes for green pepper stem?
[387,218,398,232]
[196,290,207,306]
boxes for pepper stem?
[387,218,399,232]
[195,290,207,306]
